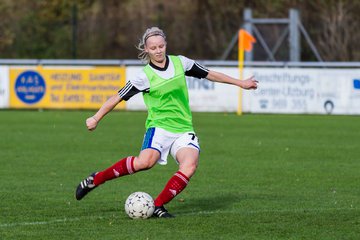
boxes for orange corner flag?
[238,29,256,52]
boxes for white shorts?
[141,127,200,165]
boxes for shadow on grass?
[174,192,243,215]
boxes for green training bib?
[142,55,193,133]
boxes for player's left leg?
[153,134,200,218]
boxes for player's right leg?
[75,149,160,200]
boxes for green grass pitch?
[0,110,359,239]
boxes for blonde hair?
[137,27,166,64]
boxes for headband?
[144,31,165,42]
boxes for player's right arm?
[86,80,144,131]
[86,94,122,131]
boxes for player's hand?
[241,76,258,90]
[86,116,98,131]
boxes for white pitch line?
[0,218,79,228]
[181,207,358,216]
[0,207,357,228]
[0,216,105,228]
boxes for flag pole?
[237,30,245,115]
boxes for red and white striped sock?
[93,156,135,186]
[154,171,189,207]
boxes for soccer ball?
[124,192,155,219]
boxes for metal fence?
[1,59,360,68]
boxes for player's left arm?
[179,55,258,90]
[206,70,258,90]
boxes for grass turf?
[0,110,359,239]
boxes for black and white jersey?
[118,55,209,101]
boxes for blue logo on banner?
[354,79,360,89]
[15,71,46,104]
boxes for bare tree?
[315,0,360,61]
[1,0,360,60]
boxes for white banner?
[243,68,360,115]
[0,66,9,108]
[127,66,360,115]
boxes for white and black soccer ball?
[124,192,155,219]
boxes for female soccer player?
[75,27,258,218]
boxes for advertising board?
[9,66,126,109]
